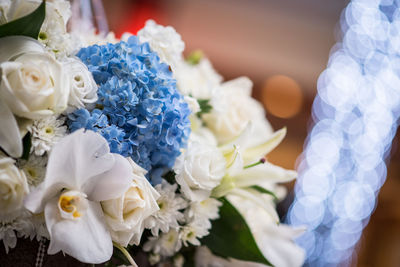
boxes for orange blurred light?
[262,75,303,118]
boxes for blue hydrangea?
[68,36,191,174]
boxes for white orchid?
[24,129,133,264]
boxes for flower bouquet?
[0,1,305,266]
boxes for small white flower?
[174,138,225,202]
[30,213,49,241]
[138,20,185,70]
[173,254,185,267]
[102,158,160,247]
[143,229,182,257]
[0,209,35,253]
[148,253,161,265]
[29,116,67,156]
[17,154,47,187]
[185,198,222,227]
[179,221,209,247]
[145,180,187,236]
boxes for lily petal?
[243,127,286,165]
[0,98,22,157]
[256,223,306,267]
[218,122,252,154]
[45,197,113,264]
[234,162,297,187]
[228,188,280,223]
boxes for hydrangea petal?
[69,36,191,178]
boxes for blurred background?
[99,0,400,266]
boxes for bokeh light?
[262,75,303,118]
[287,0,400,266]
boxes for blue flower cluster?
[68,36,191,174]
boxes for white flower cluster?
[138,20,305,267]
[143,181,222,262]
[0,2,305,266]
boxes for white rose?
[174,138,225,201]
[202,77,273,145]
[64,57,98,111]
[137,20,185,70]
[0,155,29,216]
[101,158,160,247]
[0,37,69,120]
[175,58,222,99]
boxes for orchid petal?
[25,182,67,213]
[0,98,22,157]
[45,197,113,264]
[234,162,297,187]
[243,127,286,165]
[45,129,115,190]
[83,154,132,202]
[0,36,44,62]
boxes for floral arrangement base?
[0,238,152,267]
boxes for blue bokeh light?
[287,0,400,266]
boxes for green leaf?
[21,132,31,160]
[196,99,212,117]
[0,1,46,39]
[163,170,176,184]
[201,198,272,266]
[250,185,279,201]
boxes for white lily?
[24,129,132,264]
[212,125,297,223]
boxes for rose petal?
[0,98,22,157]
[0,36,44,63]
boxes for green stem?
[113,242,137,267]
[243,158,266,169]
